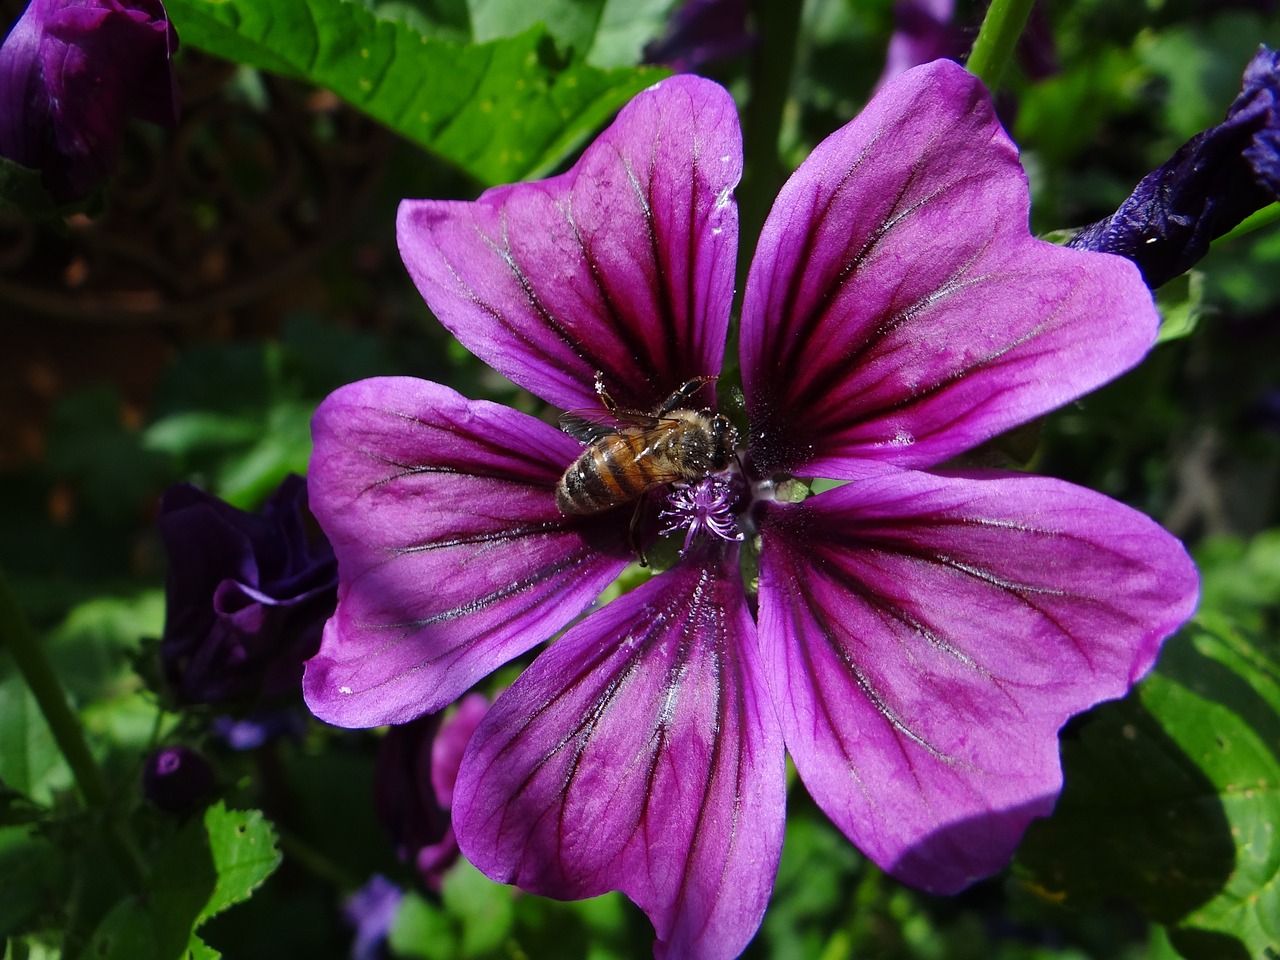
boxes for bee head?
[709,414,738,470]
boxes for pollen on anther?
[660,475,743,556]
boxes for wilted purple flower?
[1069,45,1280,288]
[159,475,337,706]
[374,694,488,891]
[305,63,1198,960]
[0,0,178,202]
[142,744,215,814]
[343,874,402,960]
[643,0,751,71]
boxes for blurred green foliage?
[3,0,1280,958]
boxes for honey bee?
[555,375,738,516]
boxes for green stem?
[965,0,1037,90]
[276,828,362,890]
[1216,202,1280,245]
[0,569,110,810]
[737,0,805,285]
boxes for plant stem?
[966,0,1037,90]
[0,570,110,810]
[738,0,804,284]
[1216,202,1280,245]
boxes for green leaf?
[1154,270,1205,345]
[1016,617,1280,960]
[0,825,65,936]
[163,0,663,185]
[143,412,265,458]
[198,803,283,923]
[440,859,517,956]
[0,155,59,220]
[0,672,70,804]
[389,892,458,960]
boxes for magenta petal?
[396,75,741,413]
[453,550,785,960]
[740,60,1159,477]
[756,462,1198,892]
[303,378,631,727]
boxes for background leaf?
[163,0,663,185]
[1017,616,1280,960]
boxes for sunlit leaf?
[163,0,663,185]
[199,803,283,922]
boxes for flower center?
[659,472,746,556]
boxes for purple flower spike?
[1069,45,1280,288]
[159,475,337,706]
[0,0,179,202]
[309,63,1198,959]
[343,874,402,960]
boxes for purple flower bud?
[343,874,402,960]
[159,475,338,707]
[1069,45,1280,288]
[374,694,488,890]
[0,0,178,202]
[142,744,215,814]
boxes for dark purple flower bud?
[159,475,338,707]
[643,0,751,71]
[0,0,179,203]
[374,694,488,891]
[343,874,402,960]
[1068,45,1280,288]
[142,744,215,814]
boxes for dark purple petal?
[643,0,753,71]
[740,60,1158,478]
[159,475,337,706]
[396,75,741,414]
[303,378,631,728]
[0,0,179,202]
[453,549,785,960]
[876,0,964,89]
[373,694,488,890]
[142,745,215,815]
[375,713,450,867]
[431,692,488,808]
[1069,45,1280,288]
[755,462,1198,893]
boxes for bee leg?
[593,371,620,415]
[657,375,719,415]
[628,500,648,567]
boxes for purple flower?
[643,0,751,71]
[142,744,215,814]
[1069,45,1280,288]
[374,694,488,891]
[159,475,338,706]
[304,63,1198,960]
[0,0,178,202]
[343,874,402,960]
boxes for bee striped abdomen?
[556,433,658,515]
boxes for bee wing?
[558,407,660,442]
